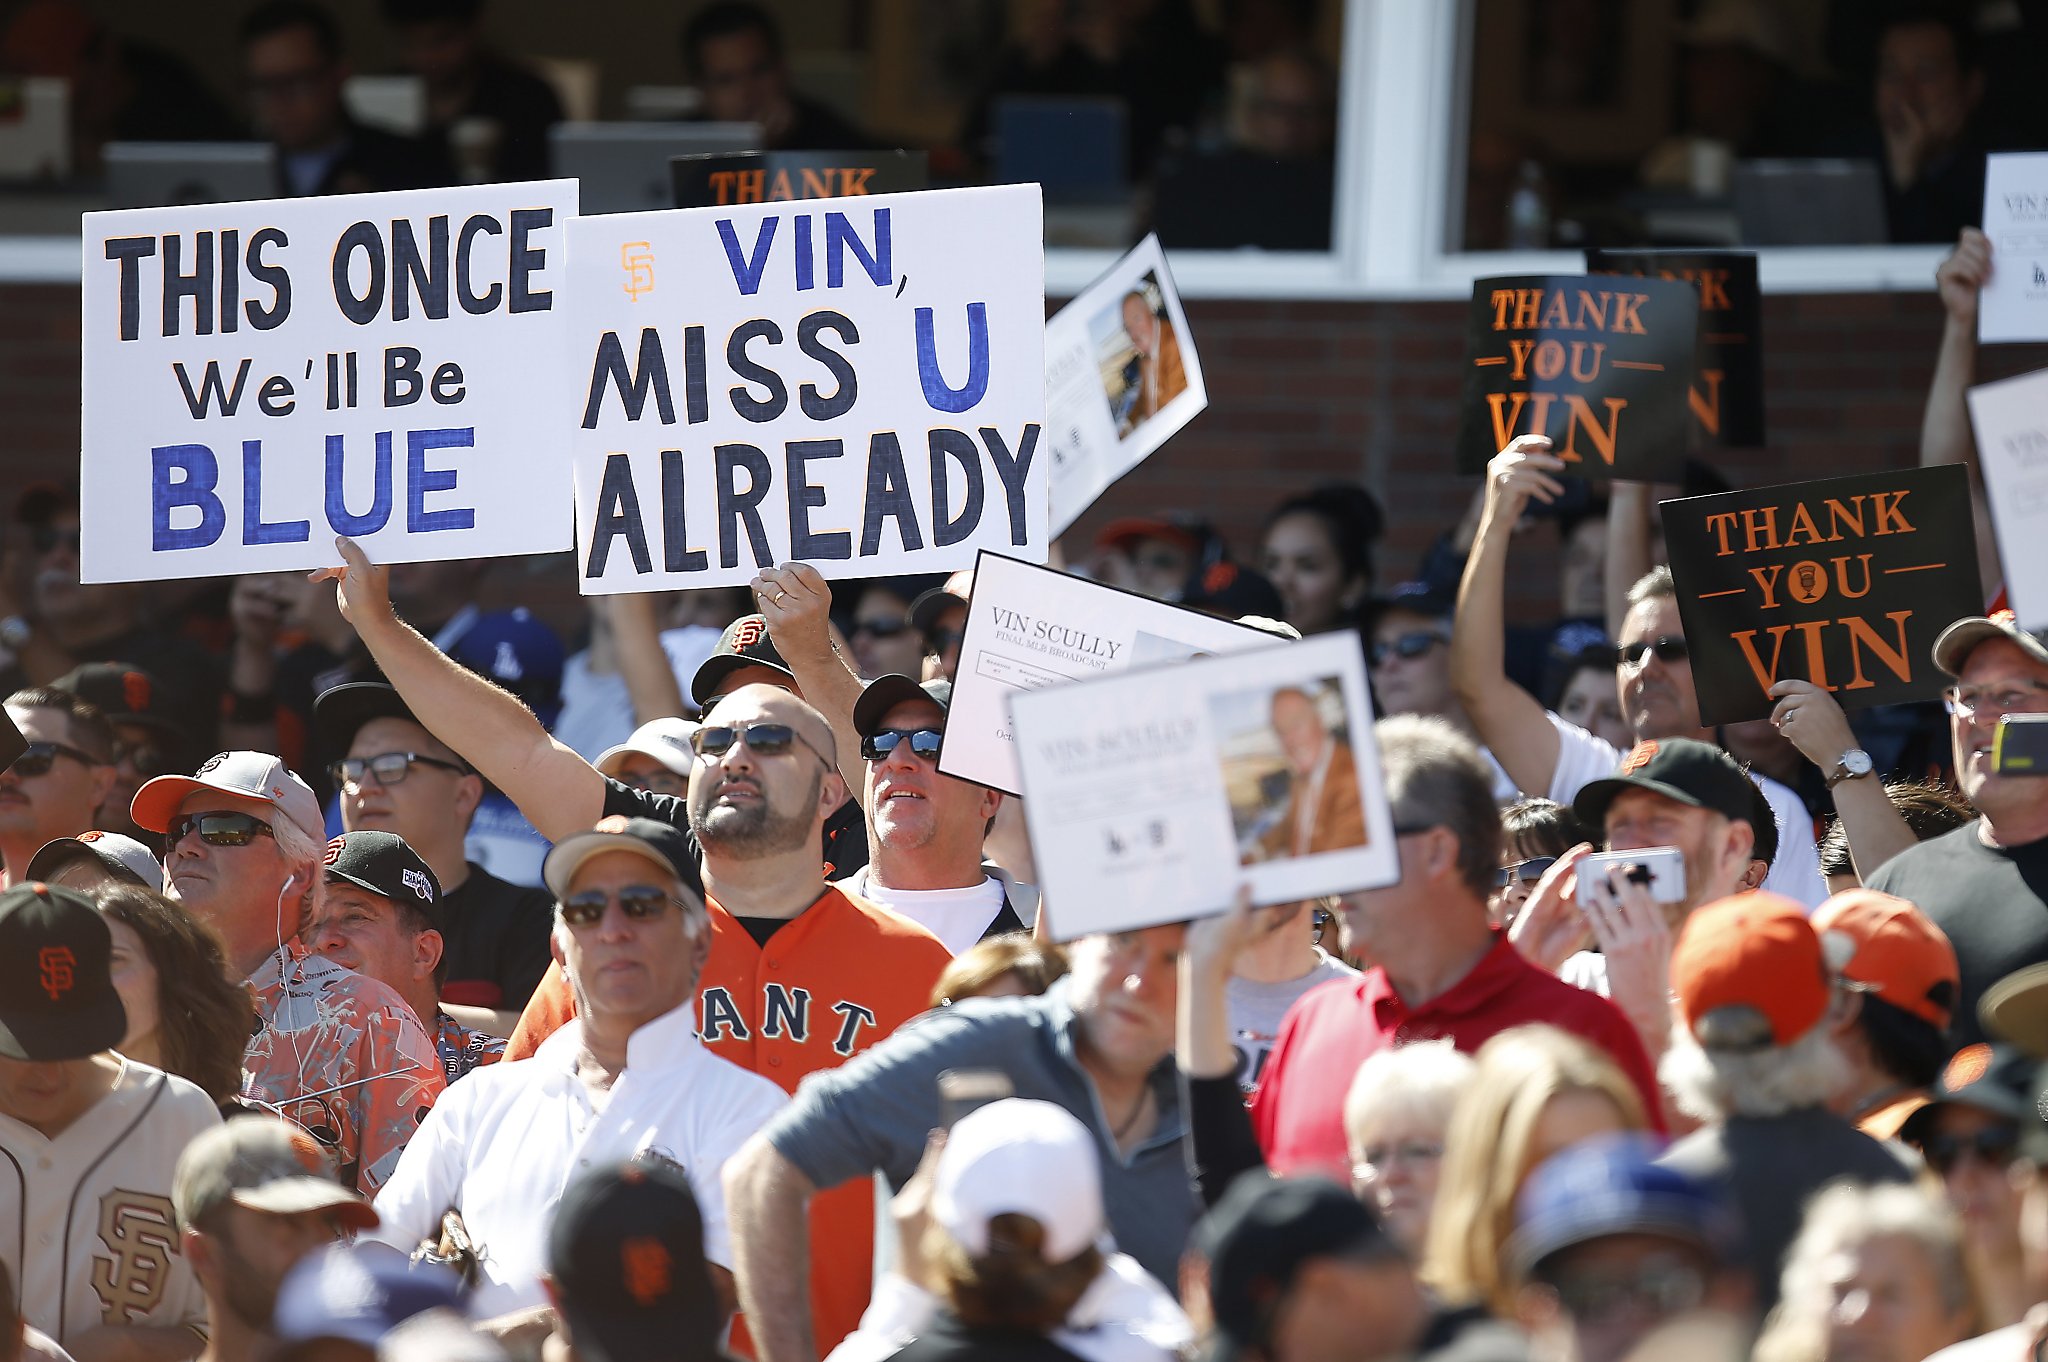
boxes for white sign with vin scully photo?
[1980,153,2048,344]
[1967,366,2048,630]
[1010,632,1396,940]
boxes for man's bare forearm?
[725,1137,820,1362]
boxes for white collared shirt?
[367,999,789,1316]
[1292,737,1335,857]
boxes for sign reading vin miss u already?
[569,184,1046,593]
[81,180,579,583]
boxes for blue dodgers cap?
[449,608,566,718]
[273,1243,464,1345]
[1506,1134,1725,1282]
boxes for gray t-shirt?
[760,978,1198,1286]
[1226,950,1360,1096]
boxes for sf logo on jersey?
[91,1193,178,1323]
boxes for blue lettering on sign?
[325,432,394,536]
[914,303,990,413]
[241,440,310,544]
[406,428,476,533]
[151,444,226,550]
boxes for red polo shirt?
[1249,934,1663,1178]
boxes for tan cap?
[173,1118,379,1233]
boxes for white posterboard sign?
[1980,153,2048,344]
[567,185,1046,593]
[1011,631,1397,940]
[938,552,1278,795]
[1968,367,2048,628]
[81,180,580,583]
[1045,234,1206,536]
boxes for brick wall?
[9,281,2042,624]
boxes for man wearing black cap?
[52,663,192,843]
[833,675,1030,953]
[0,882,221,1358]
[1867,613,2048,1044]
[1197,1173,1527,1362]
[308,830,505,1086]
[368,816,787,1331]
[315,682,554,1019]
[544,1156,732,1362]
[908,573,971,684]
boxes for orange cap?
[1812,889,1959,1030]
[1671,893,1831,1051]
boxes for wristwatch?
[1826,749,1875,790]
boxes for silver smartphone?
[1577,846,1687,908]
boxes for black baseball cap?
[908,584,969,637]
[1573,738,1757,829]
[542,815,703,902]
[1899,1043,2038,1146]
[548,1156,728,1362]
[1183,561,1285,620]
[322,831,442,912]
[852,676,951,738]
[1197,1173,1402,1362]
[312,683,421,760]
[689,615,795,710]
[55,662,186,738]
[0,882,126,1061]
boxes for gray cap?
[173,1118,380,1233]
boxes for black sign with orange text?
[672,149,928,208]
[1455,274,1698,482]
[1661,465,1982,726]
[1587,249,1764,448]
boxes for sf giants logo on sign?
[91,1193,179,1323]
[38,946,76,1000]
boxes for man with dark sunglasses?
[0,687,115,889]
[368,816,786,1341]
[1453,438,1825,908]
[130,749,444,1196]
[315,536,950,1355]
[1364,584,1518,802]
[51,662,194,844]
[831,674,1035,954]
[314,682,555,1025]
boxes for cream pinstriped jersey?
[0,1059,220,1346]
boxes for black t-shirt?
[598,778,871,893]
[435,861,556,1011]
[1866,819,2048,1046]
[886,1314,1087,1362]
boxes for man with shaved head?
[314,536,952,1358]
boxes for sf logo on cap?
[621,1237,673,1306]
[38,946,76,1001]
[731,618,768,650]
[1943,1042,1993,1091]
[1620,741,1660,775]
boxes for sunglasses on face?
[558,884,678,928]
[1615,636,1689,669]
[1921,1125,2021,1175]
[622,768,687,796]
[1494,856,1558,888]
[862,728,943,763]
[1549,1256,1707,1323]
[329,751,469,790]
[851,617,911,639]
[926,628,966,658]
[112,740,171,778]
[688,723,829,764]
[1368,631,1446,668]
[170,810,275,848]
[8,740,104,778]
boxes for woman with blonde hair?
[1342,1039,1475,1255]
[1423,1024,1650,1317]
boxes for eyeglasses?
[30,525,80,556]
[559,884,679,928]
[1350,1140,1442,1180]
[1921,1125,2022,1176]
[8,740,106,778]
[621,768,687,796]
[1548,1256,1707,1323]
[169,810,275,848]
[862,728,943,763]
[1369,631,1447,668]
[689,723,831,766]
[329,752,469,790]
[1615,636,1688,670]
[1943,681,2048,719]
[1494,856,1558,888]
[850,617,911,639]
[926,629,965,657]
[112,739,171,777]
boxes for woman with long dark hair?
[94,885,252,1108]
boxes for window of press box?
[1456,0,2048,255]
[0,0,1349,257]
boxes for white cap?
[931,1099,1105,1263]
[26,831,165,891]
[594,717,699,780]
[130,751,323,841]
